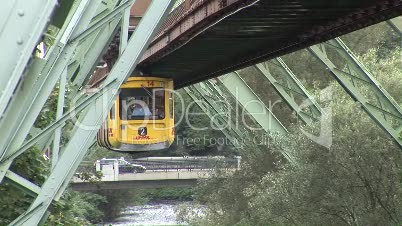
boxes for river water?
[99,202,192,226]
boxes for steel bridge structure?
[1,0,402,225]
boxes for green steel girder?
[0,79,117,164]
[119,6,131,54]
[218,72,288,134]
[0,0,58,119]
[183,86,243,149]
[387,16,402,36]
[217,72,296,161]
[0,0,101,169]
[309,37,402,148]
[0,0,129,174]
[28,127,54,152]
[255,58,322,125]
[68,0,133,44]
[4,170,41,197]
[67,0,132,82]
[68,17,120,92]
[192,83,246,139]
[202,80,251,136]
[9,1,174,224]
[51,68,67,169]
[68,0,132,93]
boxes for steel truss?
[218,72,287,134]
[184,80,248,149]
[255,58,322,125]
[0,0,175,225]
[309,37,402,148]
[0,0,58,119]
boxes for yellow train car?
[97,77,175,152]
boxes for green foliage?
[0,185,33,226]
[45,190,106,225]
[0,147,49,225]
[141,187,193,201]
[34,91,58,129]
[93,189,148,220]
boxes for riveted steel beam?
[309,37,402,148]
[388,16,402,36]
[194,83,245,137]
[0,79,117,164]
[218,72,287,134]
[68,0,131,93]
[189,82,246,139]
[255,58,322,125]
[0,0,57,119]
[51,68,67,169]
[68,17,120,91]
[184,86,243,149]
[0,0,97,183]
[0,0,117,167]
[9,1,174,224]
[5,170,41,197]
[67,0,135,44]
[120,7,131,54]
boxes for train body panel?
[97,77,174,152]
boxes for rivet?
[17,10,25,17]
[17,38,23,45]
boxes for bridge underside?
[138,0,402,89]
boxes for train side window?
[169,92,173,119]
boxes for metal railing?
[77,157,239,173]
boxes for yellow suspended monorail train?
[97,77,175,152]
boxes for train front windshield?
[120,88,165,120]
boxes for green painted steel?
[0,0,57,118]
[309,37,402,148]
[9,0,175,224]
[194,83,245,137]
[255,58,322,125]
[0,79,117,164]
[51,68,67,169]
[120,7,131,54]
[4,170,41,196]
[185,81,246,148]
[0,0,100,172]
[184,86,243,149]
[69,17,120,92]
[67,0,134,44]
[68,0,130,93]
[0,0,128,184]
[388,17,402,36]
[28,127,54,152]
[218,72,287,134]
